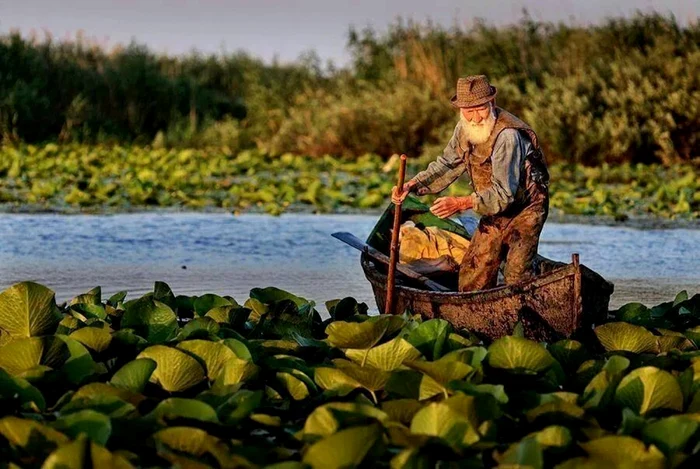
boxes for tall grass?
[1,13,698,164]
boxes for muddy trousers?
[458,194,549,292]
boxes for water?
[0,213,698,310]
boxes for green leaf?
[42,434,134,469]
[121,298,179,343]
[136,345,206,392]
[344,337,421,370]
[582,355,631,409]
[325,316,389,349]
[177,339,238,380]
[332,359,391,394]
[578,436,665,466]
[70,287,101,305]
[314,367,361,396]
[109,358,157,393]
[177,317,220,340]
[326,297,368,320]
[0,281,61,338]
[277,371,310,400]
[615,366,683,415]
[0,415,69,447]
[193,293,234,316]
[69,327,112,352]
[615,302,652,324]
[594,322,659,353]
[548,340,590,372]
[302,424,383,469]
[488,336,555,373]
[0,336,44,376]
[213,358,259,387]
[381,399,424,425]
[148,398,219,423]
[410,400,478,447]
[498,438,543,469]
[641,415,699,455]
[303,402,389,440]
[404,319,452,360]
[250,287,308,308]
[0,368,46,411]
[52,410,111,446]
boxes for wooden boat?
[360,197,614,342]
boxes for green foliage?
[1,13,699,166]
[1,279,700,467]
[0,144,697,218]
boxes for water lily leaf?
[325,317,389,349]
[594,322,659,354]
[345,337,421,370]
[582,355,631,409]
[578,436,665,466]
[404,318,452,360]
[147,398,219,423]
[70,287,101,306]
[153,426,237,468]
[177,317,220,340]
[488,336,555,373]
[110,358,157,393]
[250,414,281,427]
[70,303,107,320]
[205,305,250,329]
[529,425,572,449]
[410,401,478,447]
[52,409,112,446]
[314,367,361,396]
[69,327,112,352]
[302,424,383,469]
[0,368,45,411]
[615,366,683,415]
[215,389,262,424]
[214,358,259,387]
[107,290,127,307]
[193,293,234,316]
[56,316,82,335]
[0,416,68,448]
[326,297,368,320]
[615,302,652,325]
[61,393,136,419]
[250,287,308,308]
[526,400,586,422]
[277,371,310,400]
[0,281,61,338]
[153,281,176,309]
[381,399,424,425]
[0,336,44,375]
[70,382,143,407]
[303,402,389,440]
[549,340,590,372]
[177,339,238,380]
[222,338,253,360]
[405,356,474,387]
[332,359,391,393]
[42,434,134,469]
[136,345,206,392]
[641,415,700,455]
[121,298,179,344]
[496,438,543,469]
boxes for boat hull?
[361,254,613,342]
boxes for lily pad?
[615,366,683,415]
[109,358,157,393]
[302,424,383,469]
[121,298,179,344]
[488,336,555,373]
[0,281,61,338]
[136,345,206,392]
[177,339,238,380]
[594,322,659,354]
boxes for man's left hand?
[430,196,473,219]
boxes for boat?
[359,197,614,342]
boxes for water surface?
[0,213,697,310]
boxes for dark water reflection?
[1,213,698,310]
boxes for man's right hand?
[391,180,417,205]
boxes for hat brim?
[450,87,497,108]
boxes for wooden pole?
[385,154,407,315]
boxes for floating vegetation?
[0,145,698,218]
[1,280,700,467]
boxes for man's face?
[460,103,491,123]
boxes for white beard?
[460,107,497,145]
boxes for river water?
[0,213,698,311]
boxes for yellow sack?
[398,221,471,265]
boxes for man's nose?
[473,114,483,123]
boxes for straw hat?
[450,75,497,108]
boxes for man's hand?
[391,180,417,205]
[430,196,473,219]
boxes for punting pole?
[385,154,407,315]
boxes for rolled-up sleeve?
[471,129,525,215]
[411,126,467,195]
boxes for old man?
[392,75,549,292]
